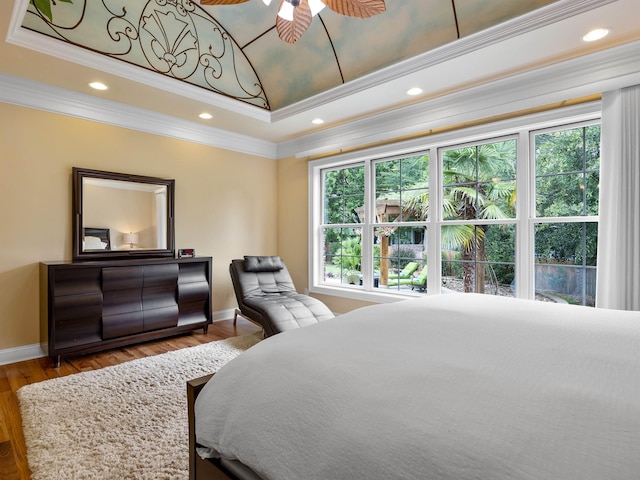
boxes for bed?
[188,293,640,480]
[82,227,111,250]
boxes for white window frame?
[309,103,601,304]
[436,134,519,298]
[527,120,601,304]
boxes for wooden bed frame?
[187,374,243,480]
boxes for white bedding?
[195,294,640,480]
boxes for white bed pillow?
[83,235,106,249]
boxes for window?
[372,155,429,291]
[321,165,364,286]
[310,107,600,306]
[440,139,517,295]
[532,123,600,306]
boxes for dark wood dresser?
[40,257,212,366]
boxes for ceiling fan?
[199,0,386,44]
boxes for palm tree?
[405,140,516,292]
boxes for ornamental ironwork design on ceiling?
[23,0,270,110]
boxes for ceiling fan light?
[308,0,326,16]
[277,1,295,21]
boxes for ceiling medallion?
[199,0,386,44]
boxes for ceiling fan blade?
[321,0,385,18]
[276,0,312,44]
[199,0,250,5]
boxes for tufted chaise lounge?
[230,256,335,337]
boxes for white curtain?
[596,84,640,310]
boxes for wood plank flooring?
[0,318,261,480]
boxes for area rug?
[17,333,262,480]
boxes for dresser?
[40,257,212,366]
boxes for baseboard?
[212,308,236,322]
[1,310,238,365]
[0,343,46,366]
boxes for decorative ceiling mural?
[20,0,561,111]
[22,0,269,108]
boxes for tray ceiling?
[19,0,560,111]
[2,0,639,152]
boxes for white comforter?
[195,294,640,480]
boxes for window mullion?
[309,164,323,288]
[361,160,374,288]
[516,130,534,300]
[427,146,441,295]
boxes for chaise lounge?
[387,261,419,280]
[387,267,427,291]
[230,255,335,337]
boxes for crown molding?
[3,0,636,160]
[272,0,619,121]
[2,37,637,162]
[279,40,640,159]
[8,0,618,124]
[0,72,278,159]
[2,36,635,162]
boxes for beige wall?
[0,102,278,350]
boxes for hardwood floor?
[0,318,261,480]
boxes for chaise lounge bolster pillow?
[244,255,285,273]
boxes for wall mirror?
[72,167,175,261]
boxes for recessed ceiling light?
[582,28,611,42]
[89,82,108,91]
[407,87,423,96]
[199,113,213,120]
[312,118,324,125]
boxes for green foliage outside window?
[535,125,600,267]
[323,165,365,225]
[418,140,517,292]
[331,237,362,274]
[321,123,599,304]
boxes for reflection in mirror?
[73,168,175,261]
[82,178,167,251]
[82,227,111,251]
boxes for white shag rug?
[17,333,262,480]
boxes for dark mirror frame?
[72,167,175,261]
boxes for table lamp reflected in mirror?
[122,232,139,249]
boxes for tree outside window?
[314,116,600,306]
[534,124,600,306]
